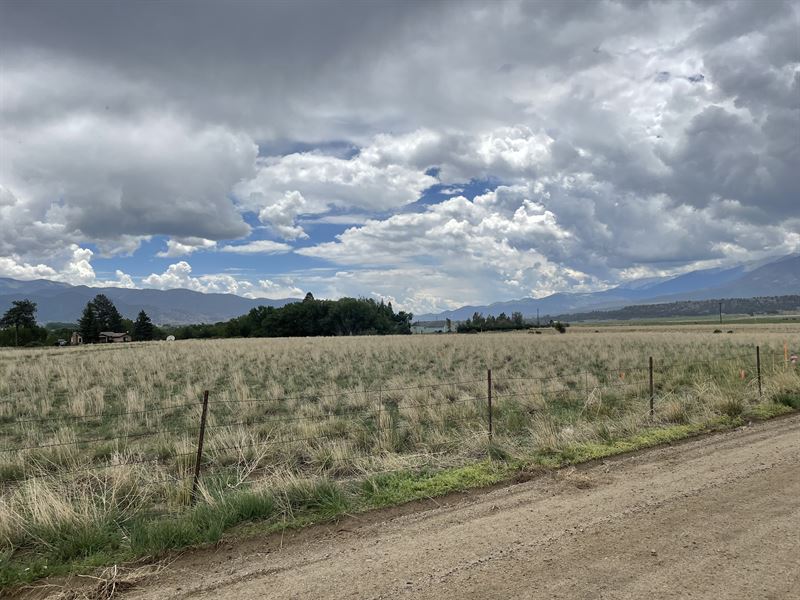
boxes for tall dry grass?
[0,325,798,563]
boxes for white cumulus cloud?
[219,240,293,254]
[157,238,218,258]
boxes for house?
[70,331,83,345]
[98,331,131,343]
[411,320,449,334]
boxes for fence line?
[1,344,795,498]
[0,349,781,414]
[0,453,197,490]
[0,424,202,454]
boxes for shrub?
[774,392,800,410]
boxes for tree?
[91,294,124,332]
[164,296,413,340]
[445,318,452,333]
[0,299,38,346]
[78,303,100,343]
[132,310,155,341]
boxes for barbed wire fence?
[0,344,796,508]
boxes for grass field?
[570,313,800,326]
[1,324,798,588]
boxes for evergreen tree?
[91,294,124,332]
[132,310,155,341]
[78,303,100,343]
[0,299,38,346]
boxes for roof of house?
[99,331,129,337]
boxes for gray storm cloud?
[0,0,797,309]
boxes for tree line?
[167,293,412,339]
[457,311,527,333]
[0,292,412,346]
[455,311,567,333]
[0,295,156,347]
[77,295,155,343]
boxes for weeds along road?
[124,415,800,600]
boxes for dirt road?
[121,416,798,598]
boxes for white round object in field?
[166,335,176,342]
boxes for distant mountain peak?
[0,279,297,325]
[416,254,800,321]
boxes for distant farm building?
[411,320,448,334]
[98,331,132,343]
[70,331,83,345]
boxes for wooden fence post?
[756,346,762,399]
[190,390,210,505]
[649,357,654,418]
[487,369,493,441]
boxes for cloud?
[297,186,590,302]
[107,270,137,289]
[219,240,292,254]
[157,238,218,258]
[256,279,305,298]
[0,244,137,288]
[156,237,291,257]
[56,245,97,286]
[142,261,303,298]
[1,104,256,260]
[296,186,571,266]
[142,261,202,291]
[1,0,797,307]
[300,214,374,226]
[296,183,800,308]
[0,256,58,281]
[256,191,311,240]
[235,144,438,239]
[390,127,554,184]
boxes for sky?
[0,0,798,315]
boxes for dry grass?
[0,325,797,578]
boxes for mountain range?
[416,253,800,321]
[1,253,797,325]
[0,279,295,325]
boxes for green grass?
[773,391,800,410]
[3,399,795,592]
[359,461,511,508]
[531,419,734,467]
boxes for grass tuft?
[773,391,800,410]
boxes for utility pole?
[719,301,722,324]
[537,308,540,328]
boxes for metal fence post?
[756,345,762,399]
[649,357,654,418]
[190,390,210,505]
[487,368,493,441]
